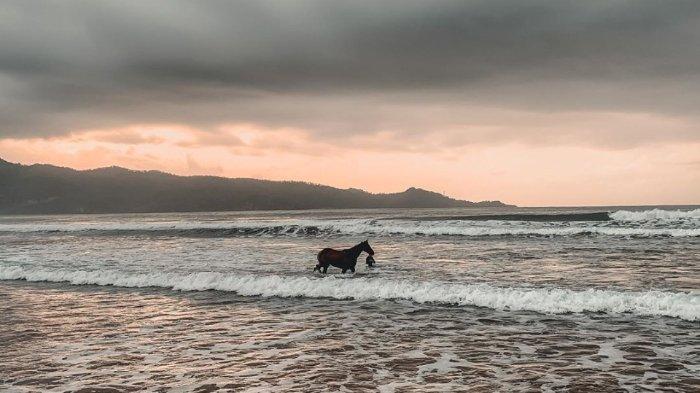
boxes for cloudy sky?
[1,0,699,206]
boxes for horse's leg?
[342,268,347,274]
[322,265,328,274]
[349,267,355,273]
[313,264,320,272]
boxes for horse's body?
[315,240,374,273]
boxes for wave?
[403,212,612,222]
[610,208,700,222]
[2,208,699,238]
[1,265,697,321]
[1,220,698,238]
[344,223,699,238]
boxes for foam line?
[610,208,700,222]
[1,219,698,237]
[1,265,697,321]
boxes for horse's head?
[366,255,376,267]
[361,240,375,255]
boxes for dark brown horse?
[314,240,375,274]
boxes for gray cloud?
[1,0,699,146]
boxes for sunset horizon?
[3,155,700,208]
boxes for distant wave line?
[396,212,611,222]
[0,223,697,238]
[1,209,698,237]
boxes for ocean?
[1,206,698,392]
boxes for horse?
[314,240,375,274]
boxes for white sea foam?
[0,219,303,233]
[1,265,697,321]
[330,221,700,237]
[1,217,698,237]
[610,208,700,222]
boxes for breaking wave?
[1,265,697,321]
[610,208,700,222]
[1,208,698,238]
[1,221,697,238]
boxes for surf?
[1,208,698,238]
[610,208,700,222]
[1,265,697,321]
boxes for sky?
[1,0,699,206]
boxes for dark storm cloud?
[1,0,699,144]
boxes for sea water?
[1,206,698,391]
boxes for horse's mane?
[344,242,366,258]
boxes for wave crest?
[610,208,700,222]
[1,265,697,321]
[1,219,698,238]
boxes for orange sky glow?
[2,120,698,207]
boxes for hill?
[0,158,511,214]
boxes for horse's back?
[317,248,343,262]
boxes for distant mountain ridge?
[0,159,512,214]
